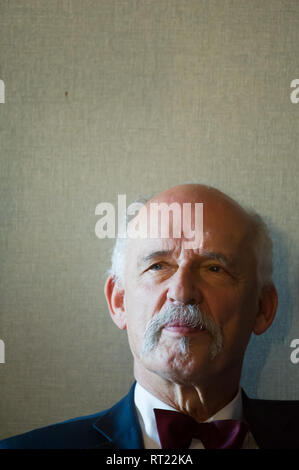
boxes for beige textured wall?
[1,0,299,439]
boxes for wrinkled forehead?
[125,198,255,266]
[126,201,204,249]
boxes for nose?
[166,266,203,305]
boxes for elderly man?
[1,184,298,449]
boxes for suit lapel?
[242,389,273,448]
[92,382,144,449]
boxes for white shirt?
[134,382,258,449]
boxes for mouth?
[164,322,205,335]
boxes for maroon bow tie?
[154,408,249,449]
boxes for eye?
[208,265,223,273]
[149,263,163,271]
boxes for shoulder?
[0,409,108,449]
[0,387,135,450]
[243,391,299,416]
[242,390,299,448]
[243,388,299,421]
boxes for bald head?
[110,184,274,294]
[144,184,253,236]
[148,184,239,206]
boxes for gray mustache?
[141,303,223,358]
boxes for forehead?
[126,200,254,265]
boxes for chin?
[143,343,215,384]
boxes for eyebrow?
[137,250,174,266]
[200,251,233,267]
[137,249,233,267]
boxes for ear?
[104,275,127,330]
[253,283,278,335]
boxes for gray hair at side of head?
[244,208,274,295]
[107,196,151,287]
[108,196,274,295]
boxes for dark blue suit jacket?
[1,383,299,449]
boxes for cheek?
[205,285,258,330]
[210,287,259,348]
[123,285,161,343]
[125,280,166,317]
[123,306,145,358]
[204,289,239,323]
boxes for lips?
[166,321,205,329]
[164,322,205,334]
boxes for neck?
[134,363,241,422]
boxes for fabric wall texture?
[0,0,299,439]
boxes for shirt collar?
[134,382,243,446]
